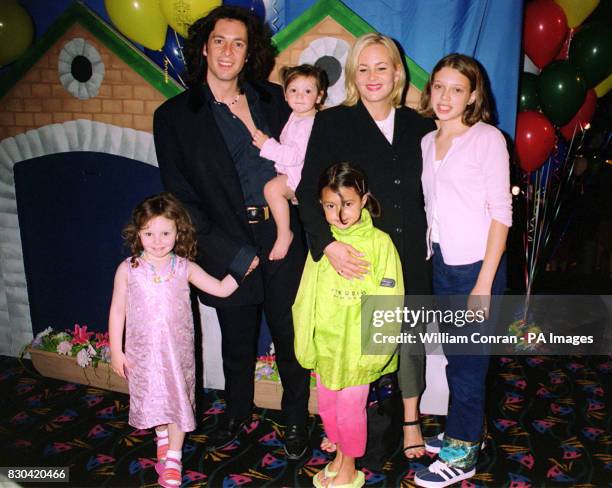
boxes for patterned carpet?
[0,354,610,487]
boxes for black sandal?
[402,420,425,458]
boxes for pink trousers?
[316,375,369,458]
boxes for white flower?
[87,344,97,357]
[100,346,111,363]
[32,327,53,347]
[55,332,72,342]
[57,341,73,355]
[39,327,53,338]
[76,348,92,368]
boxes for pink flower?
[70,324,93,345]
[56,341,72,355]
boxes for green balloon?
[519,73,540,112]
[0,1,34,66]
[537,60,587,126]
[569,22,612,88]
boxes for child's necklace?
[141,253,176,284]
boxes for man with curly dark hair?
[153,6,310,460]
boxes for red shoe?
[158,456,181,488]
[155,434,168,475]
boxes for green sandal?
[313,462,338,488]
[328,470,365,488]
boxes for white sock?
[165,449,182,470]
[155,428,168,462]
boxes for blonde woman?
[296,33,435,482]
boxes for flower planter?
[28,347,128,394]
[28,348,318,412]
[254,378,318,414]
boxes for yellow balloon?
[160,0,222,38]
[0,0,34,66]
[105,0,168,50]
[554,0,600,28]
[594,72,611,98]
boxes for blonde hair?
[344,33,406,108]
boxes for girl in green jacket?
[293,163,404,488]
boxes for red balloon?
[523,0,568,69]
[555,27,578,60]
[560,89,597,140]
[515,111,556,172]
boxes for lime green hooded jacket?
[292,209,404,390]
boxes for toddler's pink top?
[421,121,512,265]
[260,112,315,191]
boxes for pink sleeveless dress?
[124,256,196,432]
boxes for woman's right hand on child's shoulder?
[111,350,129,379]
[324,241,370,280]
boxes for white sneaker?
[424,433,444,453]
[414,460,476,488]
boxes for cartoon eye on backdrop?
[299,37,351,107]
[58,38,105,100]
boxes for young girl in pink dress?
[108,192,256,488]
[252,64,328,260]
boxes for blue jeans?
[432,243,506,444]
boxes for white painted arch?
[0,119,158,356]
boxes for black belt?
[246,205,270,224]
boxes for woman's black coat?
[296,101,435,294]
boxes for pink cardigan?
[421,121,512,265]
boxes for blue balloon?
[145,27,186,86]
[223,0,266,21]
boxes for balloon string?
[529,169,543,283]
[163,55,186,87]
[526,147,558,315]
[533,152,555,279]
[523,170,535,321]
[524,123,586,312]
[173,31,186,65]
[543,149,575,250]
[523,176,530,290]
[547,209,576,264]
[523,182,530,321]
[542,127,585,252]
[532,149,561,283]
[524,171,540,319]
[533,147,557,277]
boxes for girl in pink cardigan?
[414,54,512,488]
[252,65,328,260]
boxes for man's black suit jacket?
[153,81,293,307]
